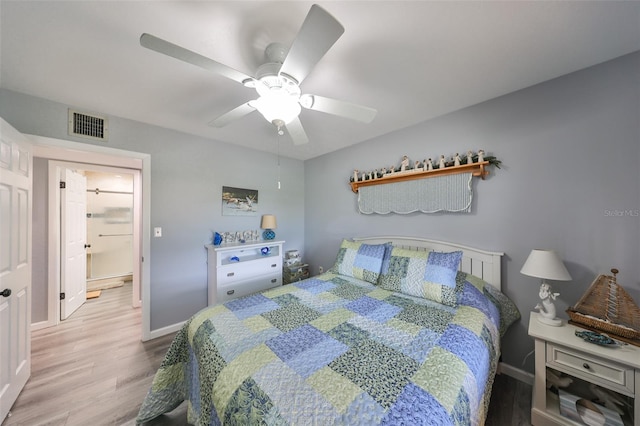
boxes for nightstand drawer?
[547,343,634,395]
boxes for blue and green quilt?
[136,271,518,425]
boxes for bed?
[137,236,520,425]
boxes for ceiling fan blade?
[140,33,253,85]
[300,94,377,123]
[278,5,344,84]
[285,117,309,145]
[209,102,256,127]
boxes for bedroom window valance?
[358,172,473,214]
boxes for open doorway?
[59,167,137,320]
[30,135,152,340]
[49,161,141,322]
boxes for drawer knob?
[271,264,277,268]
[271,278,277,283]
[583,363,590,370]
[227,272,235,277]
[227,290,235,295]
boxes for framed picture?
[222,186,259,216]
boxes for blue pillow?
[377,247,462,306]
[330,240,391,284]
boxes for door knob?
[1,288,11,297]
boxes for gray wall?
[304,52,640,373]
[0,89,305,331]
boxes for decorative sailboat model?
[567,268,640,342]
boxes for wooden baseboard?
[144,321,185,342]
[31,319,55,331]
[86,278,124,291]
[498,361,535,386]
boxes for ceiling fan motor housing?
[264,42,288,64]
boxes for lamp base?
[262,229,275,240]
[535,281,562,326]
[537,316,563,327]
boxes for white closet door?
[0,118,32,422]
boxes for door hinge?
[59,181,66,189]
[60,292,65,300]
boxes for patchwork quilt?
[136,272,518,426]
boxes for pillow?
[377,247,462,306]
[329,240,391,284]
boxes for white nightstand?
[528,312,639,425]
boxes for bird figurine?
[426,158,433,171]
[400,155,410,172]
[467,150,474,164]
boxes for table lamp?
[261,214,277,240]
[521,249,572,326]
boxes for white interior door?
[0,118,32,422]
[60,169,87,320]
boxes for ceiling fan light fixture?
[250,90,301,125]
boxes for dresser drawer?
[207,241,284,307]
[546,343,634,395]
[217,257,282,285]
[216,274,281,302]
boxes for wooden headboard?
[353,236,504,291]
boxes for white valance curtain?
[357,173,473,214]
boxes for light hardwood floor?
[3,283,531,426]
[2,284,188,426]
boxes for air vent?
[68,109,108,141]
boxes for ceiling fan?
[140,4,377,145]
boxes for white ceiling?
[2,1,639,160]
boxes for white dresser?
[206,240,284,305]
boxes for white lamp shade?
[520,249,572,281]
[260,214,277,230]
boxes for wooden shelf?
[349,161,490,193]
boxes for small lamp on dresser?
[521,249,572,326]
[261,214,277,240]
